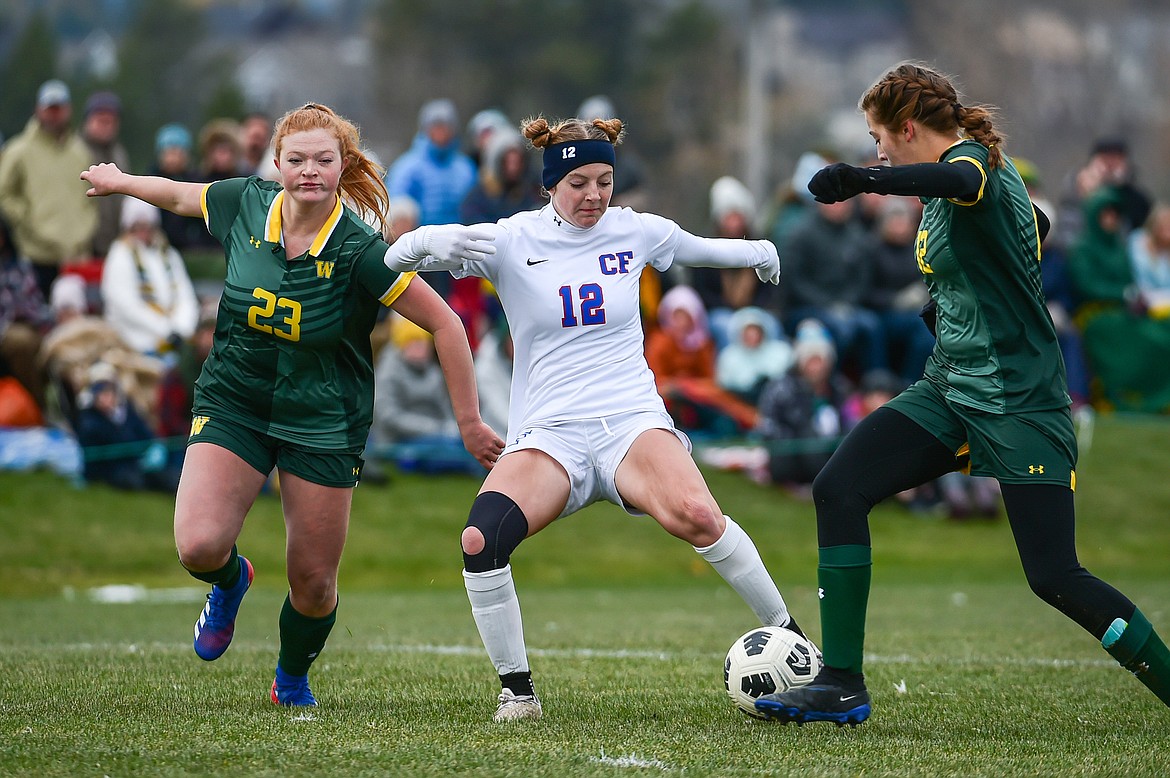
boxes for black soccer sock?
[817,664,867,692]
[183,545,241,588]
[500,671,534,697]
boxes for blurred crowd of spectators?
[2,81,1168,516]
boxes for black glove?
[919,298,938,337]
[807,163,871,204]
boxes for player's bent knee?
[812,465,851,509]
[463,491,529,574]
[176,539,232,573]
[665,495,722,545]
[461,526,486,556]
[288,573,336,614]
[1024,570,1066,608]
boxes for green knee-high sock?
[1102,608,1170,707]
[184,545,240,588]
[818,544,872,674]
[277,594,337,677]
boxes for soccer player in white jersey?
[385,114,804,722]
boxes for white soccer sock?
[694,516,792,627]
[463,565,529,675]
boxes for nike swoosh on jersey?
[526,257,550,265]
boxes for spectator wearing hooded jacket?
[460,127,542,225]
[371,313,459,447]
[386,98,477,229]
[755,318,852,489]
[464,108,512,170]
[646,285,758,436]
[75,362,180,493]
[370,313,481,475]
[716,306,793,405]
[1071,189,1170,412]
[386,99,477,300]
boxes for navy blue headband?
[542,139,616,189]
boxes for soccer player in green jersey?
[82,103,503,706]
[755,62,1170,725]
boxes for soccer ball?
[724,626,821,718]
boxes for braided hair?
[860,62,1005,168]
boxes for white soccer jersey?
[446,205,677,440]
[436,204,762,442]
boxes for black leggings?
[813,406,1135,640]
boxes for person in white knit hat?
[693,175,779,349]
[100,196,199,360]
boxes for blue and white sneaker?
[193,556,254,661]
[271,666,318,707]
[754,668,871,726]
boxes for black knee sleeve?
[463,491,529,573]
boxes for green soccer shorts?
[887,379,1077,489]
[187,414,364,488]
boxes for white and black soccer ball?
[724,626,822,718]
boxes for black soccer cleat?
[754,668,871,727]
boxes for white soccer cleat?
[493,688,542,722]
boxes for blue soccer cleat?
[193,556,254,661]
[271,666,318,707]
[754,668,871,727]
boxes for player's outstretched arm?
[81,163,205,217]
[384,224,497,272]
[807,160,984,204]
[390,277,504,469]
[671,230,780,285]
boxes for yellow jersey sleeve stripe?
[379,271,416,307]
[946,156,987,206]
[199,183,214,228]
[1031,208,1042,262]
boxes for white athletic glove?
[752,240,781,285]
[384,225,497,272]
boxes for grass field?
[1,414,1168,776]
